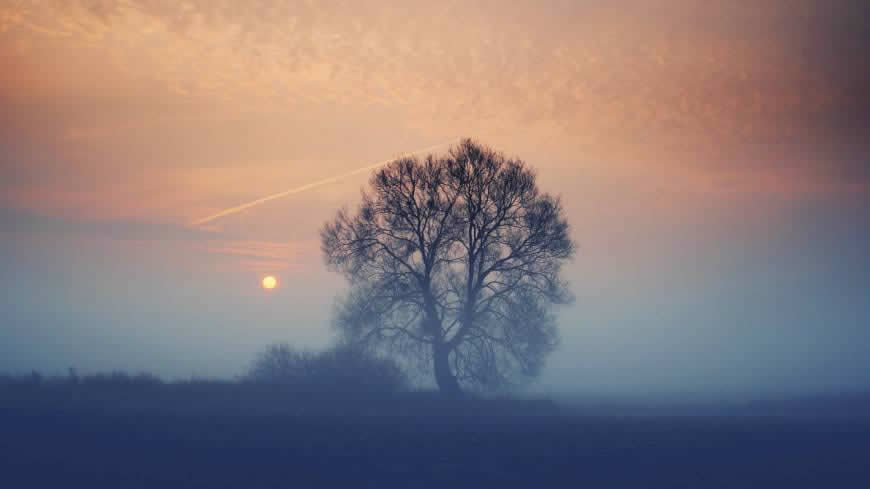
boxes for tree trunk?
[432,343,462,397]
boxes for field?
[2,388,869,488]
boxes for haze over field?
[1,0,868,399]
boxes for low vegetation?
[243,343,408,395]
[0,342,561,417]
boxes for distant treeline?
[0,376,557,417]
[0,343,559,417]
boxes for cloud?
[0,207,217,241]
[201,239,314,272]
[5,0,863,139]
[0,207,317,274]
[1,0,867,229]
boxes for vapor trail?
[191,138,459,226]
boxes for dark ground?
[2,404,869,488]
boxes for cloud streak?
[190,138,459,226]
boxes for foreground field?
[2,404,869,488]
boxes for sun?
[261,275,278,290]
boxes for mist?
[3,165,868,403]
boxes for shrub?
[245,343,407,395]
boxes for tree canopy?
[322,139,575,394]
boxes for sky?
[1,0,868,399]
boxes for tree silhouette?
[246,343,407,394]
[322,139,575,395]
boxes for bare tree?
[322,139,575,395]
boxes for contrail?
[191,138,459,226]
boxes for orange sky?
[2,2,866,201]
[2,1,866,267]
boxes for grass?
[2,372,869,488]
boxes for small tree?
[322,139,575,395]
[245,343,407,394]
[246,344,317,385]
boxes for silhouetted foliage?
[245,343,317,383]
[0,370,162,387]
[245,343,408,394]
[80,371,164,386]
[322,139,575,395]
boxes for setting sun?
[261,275,278,290]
